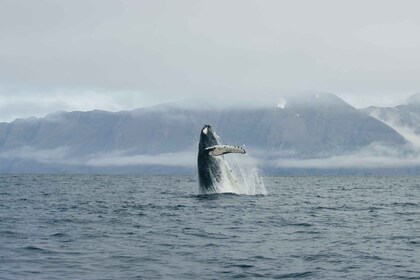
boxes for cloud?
[85,150,196,167]
[0,86,158,122]
[368,109,420,149]
[264,143,420,169]
[0,145,197,168]
[354,21,420,48]
[0,146,72,164]
[2,142,420,172]
[1,0,420,120]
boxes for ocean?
[0,175,419,279]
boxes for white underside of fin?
[206,145,246,156]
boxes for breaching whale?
[197,125,246,193]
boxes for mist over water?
[1,175,419,279]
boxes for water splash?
[224,153,267,195]
[200,153,266,195]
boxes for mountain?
[0,93,408,174]
[362,93,420,146]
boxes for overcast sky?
[1,0,420,122]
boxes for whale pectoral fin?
[206,145,246,156]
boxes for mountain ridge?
[0,93,415,174]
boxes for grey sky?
[1,0,420,121]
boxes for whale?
[197,125,246,193]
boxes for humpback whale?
[197,125,246,193]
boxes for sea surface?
[0,175,419,279]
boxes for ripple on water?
[0,175,419,280]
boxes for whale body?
[197,125,246,193]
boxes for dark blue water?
[1,175,419,279]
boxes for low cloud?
[0,146,197,168]
[84,143,420,170]
[2,143,420,172]
[0,146,72,164]
[263,143,420,169]
[369,109,420,148]
[85,150,196,168]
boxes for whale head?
[199,125,219,150]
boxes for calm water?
[0,175,419,279]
